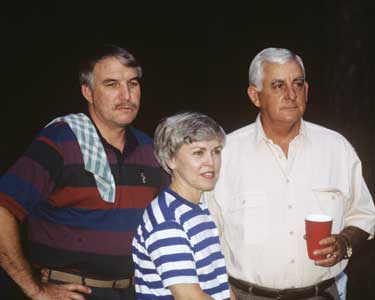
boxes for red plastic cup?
[305,214,333,260]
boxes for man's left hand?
[313,234,346,267]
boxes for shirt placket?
[269,138,300,287]
[285,138,300,287]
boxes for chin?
[200,183,217,192]
[280,114,301,124]
[116,115,137,126]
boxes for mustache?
[115,101,138,110]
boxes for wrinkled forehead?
[262,60,305,81]
[92,57,139,80]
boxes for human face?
[168,139,223,203]
[82,56,141,132]
[248,60,308,129]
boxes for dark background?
[1,1,374,299]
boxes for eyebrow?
[102,76,141,84]
[271,79,285,85]
[191,146,207,150]
[271,76,305,85]
[191,145,223,151]
[102,78,118,84]
[128,76,141,82]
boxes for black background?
[1,1,374,298]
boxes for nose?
[119,83,131,100]
[205,153,215,166]
[285,84,297,101]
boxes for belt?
[228,276,335,300]
[47,269,132,289]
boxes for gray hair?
[248,48,305,90]
[79,44,142,89]
[154,112,226,174]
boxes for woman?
[132,112,233,300]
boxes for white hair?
[248,48,305,90]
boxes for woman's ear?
[166,158,176,171]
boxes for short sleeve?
[0,123,65,221]
[145,220,199,288]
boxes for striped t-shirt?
[132,188,230,300]
[0,118,168,278]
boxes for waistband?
[47,269,133,289]
[228,276,335,300]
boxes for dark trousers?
[85,285,136,300]
[231,283,339,300]
[48,278,136,300]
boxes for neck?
[261,117,301,157]
[89,112,126,152]
[169,181,201,204]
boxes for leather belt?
[229,276,335,300]
[47,269,132,289]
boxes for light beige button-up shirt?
[206,116,375,289]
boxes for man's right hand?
[32,282,91,300]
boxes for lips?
[201,171,215,179]
[115,101,138,111]
[115,104,138,112]
[117,106,133,110]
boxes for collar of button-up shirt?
[254,114,309,147]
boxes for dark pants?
[231,283,339,300]
[48,278,136,300]
[85,285,136,300]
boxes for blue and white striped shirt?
[132,188,230,300]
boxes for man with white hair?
[207,47,375,300]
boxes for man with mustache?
[0,45,167,300]
[207,47,375,300]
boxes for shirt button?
[289,231,294,236]
[288,205,293,209]
[290,259,295,264]
[286,178,290,183]
[331,195,336,200]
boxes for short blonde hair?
[154,112,226,174]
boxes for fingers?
[35,283,90,300]
[318,235,336,246]
[314,252,339,267]
[63,283,92,295]
[314,255,336,267]
[325,253,337,259]
[41,268,49,283]
[66,290,87,300]
[313,234,346,267]
[313,243,335,258]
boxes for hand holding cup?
[305,214,333,260]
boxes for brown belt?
[229,276,335,300]
[47,269,132,289]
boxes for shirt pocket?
[223,191,267,245]
[311,186,345,233]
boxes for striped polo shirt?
[0,117,168,278]
[132,188,230,300]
